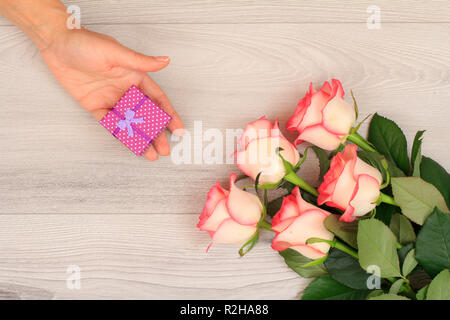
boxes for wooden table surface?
[0,1,449,299]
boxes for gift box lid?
[100,85,172,155]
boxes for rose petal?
[227,174,263,225]
[271,210,333,259]
[298,90,329,131]
[236,136,298,185]
[322,95,355,135]
[278,137,300,168]
[197,182,228,229]
[318,153,346,205]
[238,116,273,149]
[298,125,343,151]
[340,205,356,223]
[291,244,328,260]
[199,199,231,232]
[320,80,333,96]
[349,174,380,217]
[272,195,299,232]
[355,158,383,184]
[331,160,357,209]
[277,195,300,220]
[287,83,315,131]
[292,186,328,214]
[236,138,285,184]
[211,218,257,245]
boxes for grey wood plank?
[0,214,307,299]
[0,23,449,214]
[1,0,449,25]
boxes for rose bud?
[235,116,300,185]
[197,173,263,250]
[271,187,333,259]
[318,144,383,222]
[286,79,356,150]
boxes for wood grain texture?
[0,23,448,214]
[0,2,449,300]
[0,214,307,299]
[1,0,449,25]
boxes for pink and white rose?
[271,187,334,259]
[286,79,356,151]
[197,173,263,250]
[235,117,300,185]
[318,144,383,222]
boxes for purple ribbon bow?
[116,109,144,137]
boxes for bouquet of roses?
[197,79,450,300]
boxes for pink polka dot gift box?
[100,85,172,155]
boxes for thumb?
[115,46,170,72]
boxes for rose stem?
[379,192,398,206]
[258,220,274,232]
[347,132,377,153]
[284,171,319,197]
[333,240,359,259]
[307,238,358,259]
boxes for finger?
[114,44,170,72]
[141,75,184,136]
[152,131,170,156]
[92,108,110,121]
[143,145,159,162]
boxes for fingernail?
[155,56,170,62]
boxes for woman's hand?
[40,28,184,161]
[0,0,183,161]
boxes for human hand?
[39,28,184,161]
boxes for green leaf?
[279,249,327,278]
[420,156,450,208]
[389,213,416,245]
[324,248,371,289]
[375,203,397,226]
[301,275,369,300]
[387,163,407,178]
[389,279,404,295]
[411,131,425,166]
[426,269,450,300]
[368,113,410,174]
[369,293,410,300]
[398,243,414,265]
[415,208,450,277]
[416,284,429,300]
[350,90,359,119]
[357,219,401,278]
[365,290,384,299]
[411,130,425,177]
[402,249,418,277]
[324,214,358,249]
[391,177,449,225]
[311,146,330,180]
